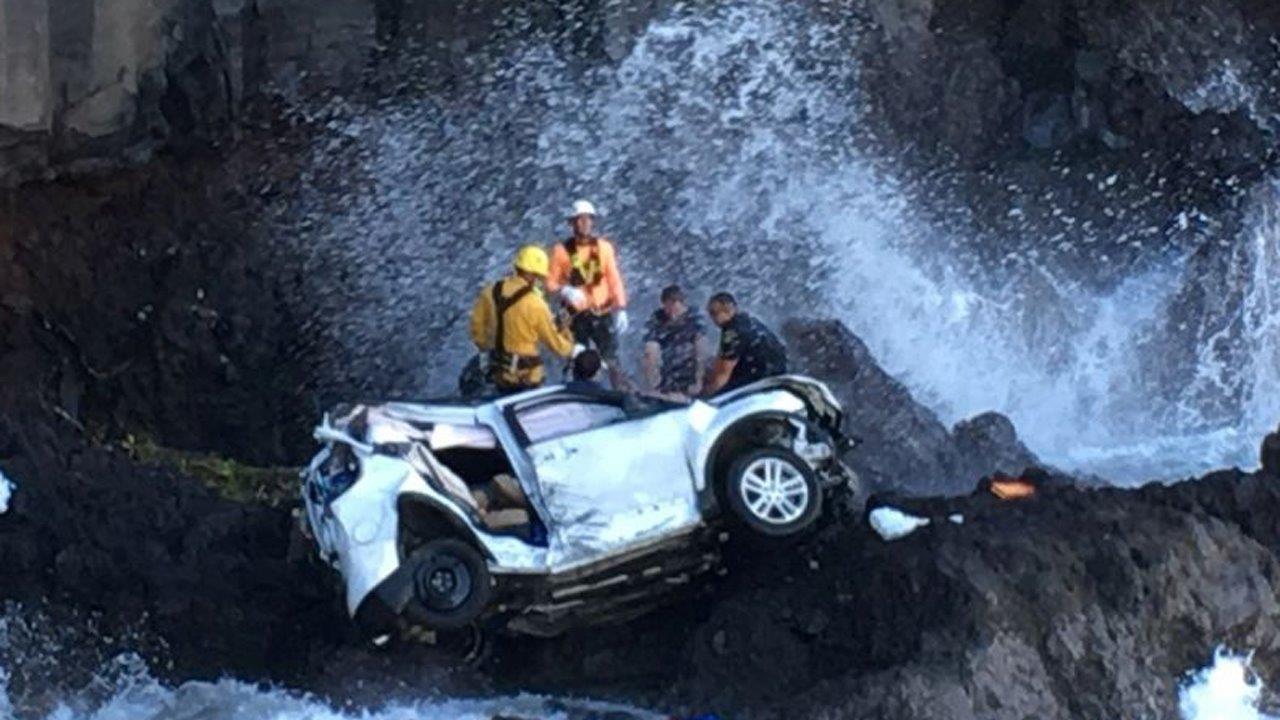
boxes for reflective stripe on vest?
[563,237,604,289]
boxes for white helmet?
[568,199,597,218]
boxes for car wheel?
[725,447,823,537]
[405,538,493,630]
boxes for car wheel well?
[397,496,488,559]
[706,415,796,500]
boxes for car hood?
[707,375,844,434]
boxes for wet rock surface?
[0,0,669,186]
[0,434,335,680]
[855,0,1280,415]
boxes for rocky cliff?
[0,0,672,186]
[859,0,1280,163]
[9,0,1277,185]
[0,0,231,185]
[0,0,398,186]
[494,470,1280,719]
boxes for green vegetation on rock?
[122,434,298,507]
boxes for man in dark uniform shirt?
[702,292,788,396]
[642,285,709,397]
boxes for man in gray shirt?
[642,285,709,398]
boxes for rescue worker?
[546,200,629,388]
[701,292,788,397]
[469,244,579,394]
[642,284,709,398]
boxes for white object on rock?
[948,514,965,525]
[0,470,13,515]
[869,506,931,542]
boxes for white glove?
[571,343,587,358]
[561,286,587,307]
[613,309,630,335]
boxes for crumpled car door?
[527,410,701,566]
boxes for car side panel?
[526,409,702,567]
[691,390,807,490]
[327,453,413,616]
[329,457,554,615]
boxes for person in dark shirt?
[642,285,709,398]
[702,292,787,396]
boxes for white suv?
[301,376,858,638]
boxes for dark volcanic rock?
[861,0,1280,163]
[0,409,336,680]
[1140,469,1280,558]
[777,485,1280,720]
[783,318,1041,496]
[0,144,343,689]
[4,2,1280,716]
[1264,427,1280,476]
[0,0,236,187]
[0,0,670,186]
[952,411,1040,479]
[854,0,1280,371]
[1,152,313,463]
[488,477,1280,719]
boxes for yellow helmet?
[513,244,550,276]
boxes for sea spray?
[274,0,1277,482]
[1181,649,1278,720]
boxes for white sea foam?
[1181,650,1278,720]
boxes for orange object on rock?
[989,474,1037,501]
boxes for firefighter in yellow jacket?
[469,244,579,394]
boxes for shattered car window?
[516,401,628,444]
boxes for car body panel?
[691,390,807,490]
[709,375,844,430]
[379,402,479,427]
[328,453,412,615]
[529,407,701,567]
[311,423,551,613]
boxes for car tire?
[725,447,823,537]
[404,538,493,630]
